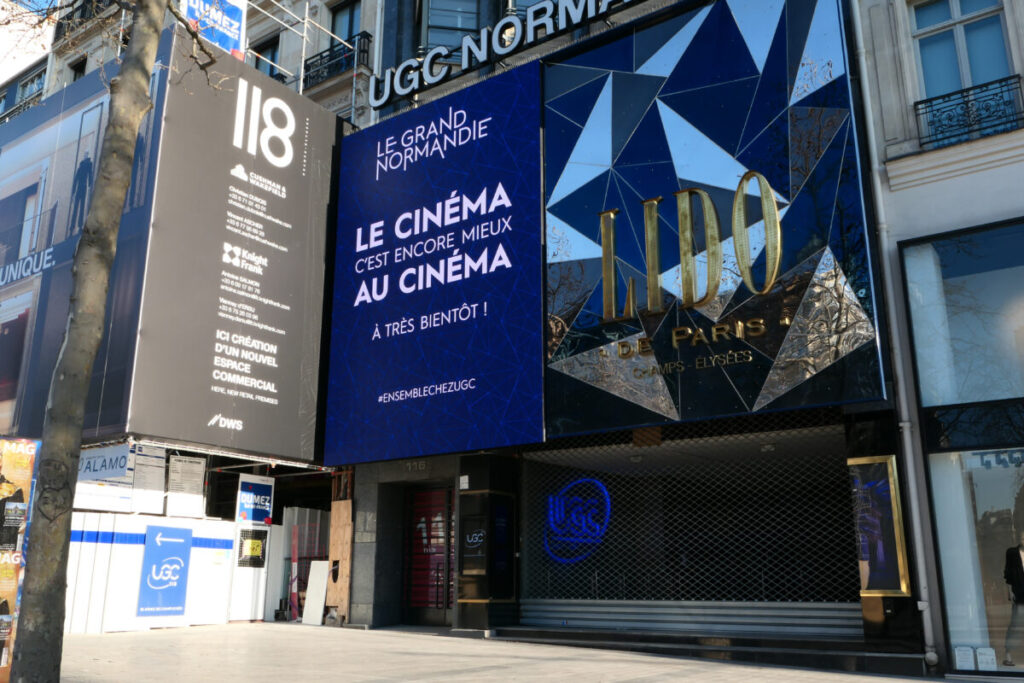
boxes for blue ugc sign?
[137,525,193,617]
[544,478,611,564]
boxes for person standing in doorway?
[1003,531,1024,666]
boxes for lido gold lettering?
[600,171,783,323]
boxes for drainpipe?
[849,0,938,669]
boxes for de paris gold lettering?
[599,170,782,323]
[615,317,767,359]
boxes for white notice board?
[166,454,206,518]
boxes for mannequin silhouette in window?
[69,151,94,233]
[1003,530,1024,666]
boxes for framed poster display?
[848,455,911,597]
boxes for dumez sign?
[325,65,544,464]
[183,0,247,60]
[235,473,274,524]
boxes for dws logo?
[233,78,295,168]
[146,556,185,590]
[544,478,611,564]
[208,414,244,431]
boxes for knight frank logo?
[544,478,611,564]
[222,242,267,275]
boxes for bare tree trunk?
[11,0,167,678]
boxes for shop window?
[911,0,1021,148]
[929,448,1024,671]
[330,1,360,46]
[903,220,1024,407]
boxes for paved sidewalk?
[61,622,923,682]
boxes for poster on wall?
[137,525,193,617]
[0,438,39,679]
[73,442,167,514]
[166,454,206,518]
[237,527,268,568]
[324,64,544,464]
[235,473,273,524]
[848,455,910,596]
[127,27,334,462]
[543,0,885,436]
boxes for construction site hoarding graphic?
[0,28,331,463]
[128,28,334,462]
[0,34,171,443]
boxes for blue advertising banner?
[325,64,544,464]
[0,32,171,444]
[183,0,246,59]
[236,473,274,524]
[137,525,193,617]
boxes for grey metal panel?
[520,600,863,638]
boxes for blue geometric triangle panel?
[543,0,884,438]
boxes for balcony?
[915,75,1024,150]
[54,0,115,43]
[303,32,371,90]
[0,92,42,126]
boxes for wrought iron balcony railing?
[303,32,372,90]
[915,75,1024,150]
[54,0,115,43]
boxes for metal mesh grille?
[522,410,862,603]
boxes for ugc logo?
[146,557,185,590]
[544,478,611,564]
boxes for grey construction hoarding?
[127,28,334,461]
[0,27,333,462]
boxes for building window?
[424,0,480,54]
[70,57,87,83]
[16,69,45,104]
[252,36,281,79]
[911,0,1022,147]
[913,0,1010,98]
[330,1,360,46]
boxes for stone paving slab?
[61,622,923,682]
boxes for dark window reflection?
[905,221,1024,407]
